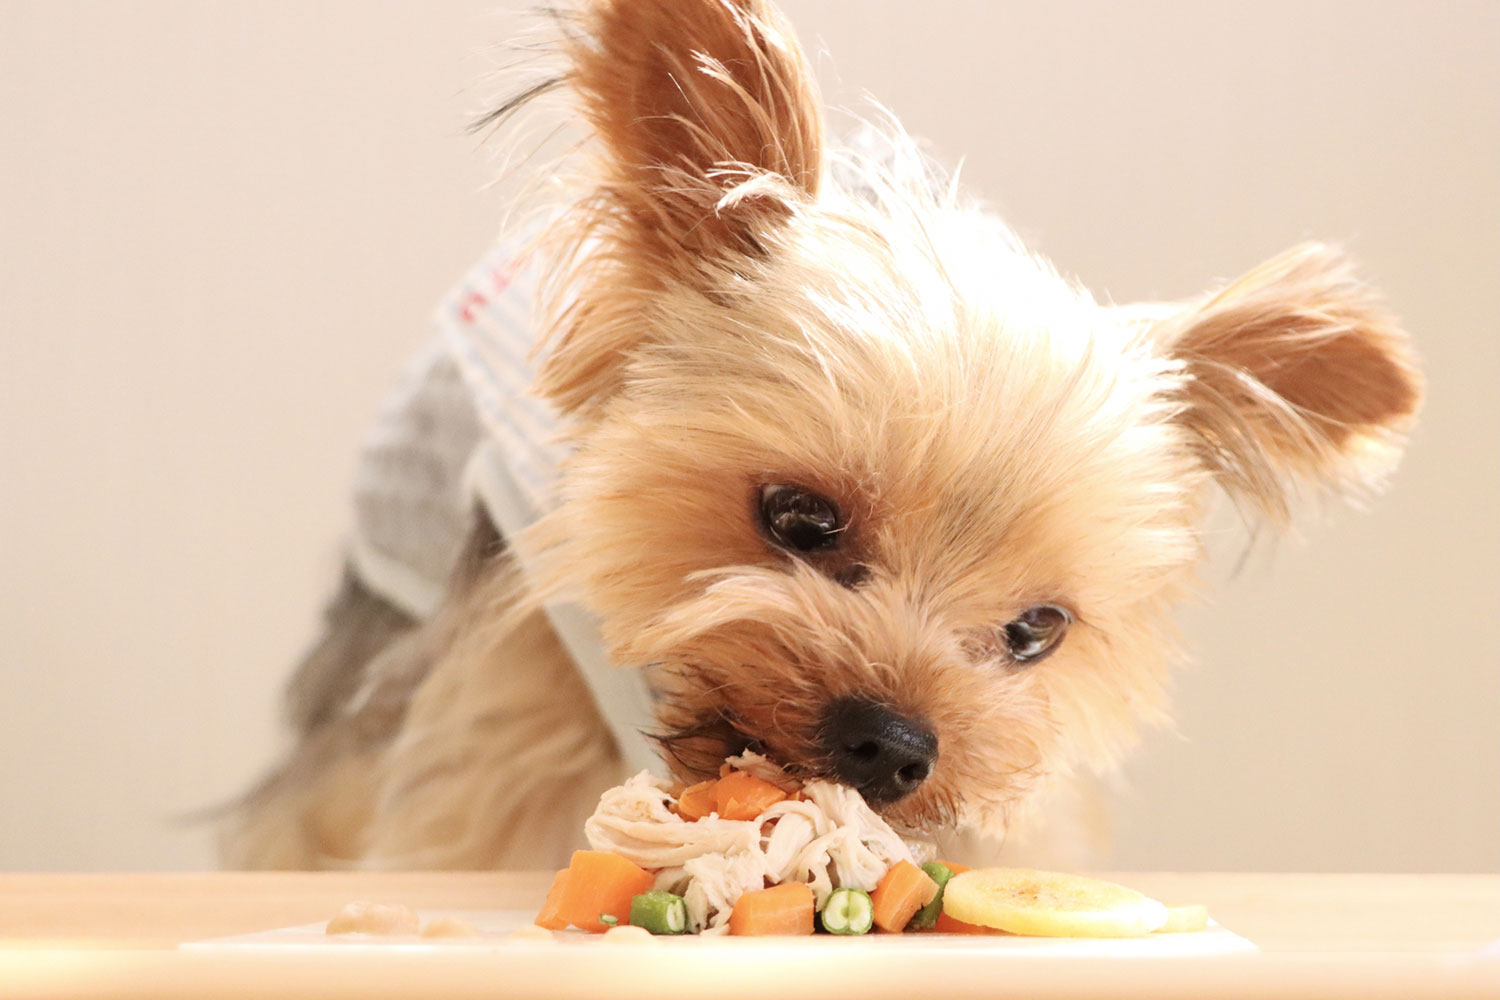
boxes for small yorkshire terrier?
[228,0,1420,870]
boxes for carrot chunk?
[934,910,1005,934]
[715,771,788,821]
[676,779,719,821]
[555,850,655,933]
[728,882,815,936]
[870,859,940,933]
[534,868,571,930]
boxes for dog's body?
[227,0,1420,872]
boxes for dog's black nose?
[819,697,937,804]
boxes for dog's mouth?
[650,710,915,810]
[650,713,776,780]
[650,713,952,839]
[651,707,835,786]
[645,673,944,830]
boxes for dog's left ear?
[539,0,824,414]
[1156,243,1423,520]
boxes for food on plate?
[419,915,479,938]
[1157,903,1210,933]
[542,850,656,933]
[905,862,955,931]
[509,923,556,941]
[578,753,920,934]
[675,780,718,821]
[869,860,940,932]
[629,889,689,935]
[712,770,790,820]
[325,901,420,935]
[926,861,1002,934]
[578,752,923,934]
[818,887,874,935]
[535,869,571,930]
[728,882,816,936]
[538,754,1210,939]
[942,868,1169,937]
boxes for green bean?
[629,890,689,934]
[819,887,874,935]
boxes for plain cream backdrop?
[2,1,1496,872]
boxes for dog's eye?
[1002,605,1073,665]
[758,484,841,552]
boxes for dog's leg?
[226,516,624,869]
[356,554,627,870]
[222,562,422,869]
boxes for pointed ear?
[571,0,822,253]
[537,0,824,414]
[1158,243,1423,520]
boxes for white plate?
[185,907,1256,957]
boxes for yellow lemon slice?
[942,868,1169,937]
[1156,903,1210,933]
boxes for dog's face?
[520,0,1421,838]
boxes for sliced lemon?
[942,868,1168,937]
[1156,903,1210,933]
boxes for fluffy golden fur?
[226,0,1421,870]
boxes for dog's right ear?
[1154,243,1423,522]
[537,0,824,414]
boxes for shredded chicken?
[584,752,929,934]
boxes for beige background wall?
[2,1,1495,872]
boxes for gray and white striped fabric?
[348,239,660,776]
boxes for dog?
[225,0,1421,871]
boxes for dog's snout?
[819,697,937,804]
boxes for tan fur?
[230,0,1421,871]
[228,543,621,870]
[357,564,623,869]
[1161,242,1422,520]
[538,0,822,413]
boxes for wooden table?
[2,872,1497,998]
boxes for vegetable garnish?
[630,890,689,935]
[728,882,816,936]
[905,861,955,931]
[713,770,788,821]
[870,860,940,933]
[535,869,571,931]
[674,779,718,821]
[549,850,655,933]
[818,888,874,935]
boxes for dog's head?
[515,0,1421,837]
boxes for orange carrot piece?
[534,868,571,930]
[934,909,1005,934]
[555,850,655,933]
[728,882,815,936]
[715,771,788,821]
[676,779,719,821]
[938,860,972,875]
[870,860,940,933]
